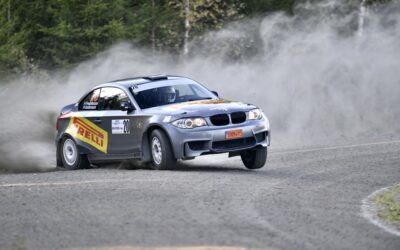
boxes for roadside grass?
[374,184,400,222]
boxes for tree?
[240,0,294,15]
[168,0,243,55]
[37,0,126,68]
[0,0,50,76]
[3,0,360,76]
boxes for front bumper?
[165,119,270,159]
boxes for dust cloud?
[1,0,399,172]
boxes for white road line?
[0,179,123,187]
[361,186,400,237]
[0,179,161,188]
[271,139,400,155]
[66,246,249,250]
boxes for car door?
[96,87,139,156]
[76,88,110,155]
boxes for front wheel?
[150,129,177,170]
[240,147,267,169]
[60,137,89,170]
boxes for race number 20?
[112,119,130,134]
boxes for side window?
[79,88,101,110]
[98,87,129,111]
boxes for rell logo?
[66,116,108,154]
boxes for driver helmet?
[160,86,176,103]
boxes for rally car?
[56,75,270,170]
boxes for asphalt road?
[1,139,400,250]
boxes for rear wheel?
[240,147,267,169]
[150,129,176,170]
[60,137,89,170]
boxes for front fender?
[141,122,177,162]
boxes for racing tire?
[149,129,177,170]
[60,137,90,170]
[240,147,267,169]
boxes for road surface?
[1,139,400,250]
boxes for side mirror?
[211,91,219,97]
[120,101,135,112]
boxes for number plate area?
[225,129,243,140]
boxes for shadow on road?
[1,159,279,176]
[105,160,251,173]
[174,163,250,173]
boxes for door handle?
[94,119,102,124]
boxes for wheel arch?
[57,133,91,169]
[141,124,176,162]
[57,133,92,163]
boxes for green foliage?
[240,0,294,15]
[0,0,296,74]
[366,0,393,5]
[125,0,183,53]
[169,0,244,34]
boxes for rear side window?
[98,87,129,110]
[79,88,101,110]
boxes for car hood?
[143,99,257,117]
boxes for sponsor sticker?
[66,116,108,153]
[136,121,143,129]
[82,102,98,110]
[112,119,130,134]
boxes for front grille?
[210,112,247,126]
[210,114,229,126]
[212,137,256,151]
[231,112,246,124]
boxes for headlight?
[172,118,207,129]
[248,108,263,120]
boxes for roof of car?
[99,75,189,89]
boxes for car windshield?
[132,83,216,109]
